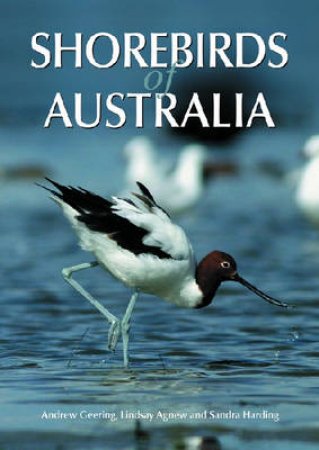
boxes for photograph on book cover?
[0,1,318,449]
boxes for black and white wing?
[41,178,193,262]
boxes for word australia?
[44,92,275,129]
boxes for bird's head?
[196,250,291,308]
[204,250,238,281]
[123,136,154,160]
[180,144,207,166]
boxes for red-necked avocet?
[40,178,291,367]
[296,134,319,225]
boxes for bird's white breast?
[77,226,202,308]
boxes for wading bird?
[40,178,290,367]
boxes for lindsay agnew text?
[31,32,289,129]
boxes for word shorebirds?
[40,178,291,367]
[296,135,319,224]
[124,136,237,215]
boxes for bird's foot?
[107,320,121,352]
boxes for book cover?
[0,1,318,449]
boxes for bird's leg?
[107,320,121,352]
[62,262,120,351]
[121,290,139,368]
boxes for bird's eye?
[221,261,231,269]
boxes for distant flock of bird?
[2,133,319,225]
[124,134,319,224]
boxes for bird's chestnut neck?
[195,255,222,308]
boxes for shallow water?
[1,124,319,450]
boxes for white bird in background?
[124,136,208,215]
[40,178,290,368]
[296,135,319,224]
[124,136,165,187]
